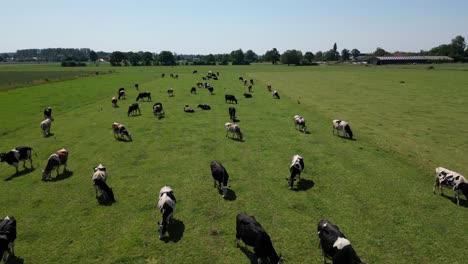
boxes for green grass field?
[0,63,467,263]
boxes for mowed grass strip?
[0,64,467,263]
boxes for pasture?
[0,63,467,263]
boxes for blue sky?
[1,0,467,54]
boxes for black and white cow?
[248,85,253,93]
[210,161,229,197]
[207,86,214,95]
[332,120,353,139]
[433,167,468,205]
[236,212,283,264]
[153,102,165,117]
[225,94,238,104]
[167,88,174,97]
[43,107,53,120]
[228,107,237,121]
[250,79,254,85]
[136,92,151,101]
[112,122,132,141]
[118,88,126,100]
[0,216,16,262]
[287,155,304,190]
[190,87,197,94]
[184,105,195,113]
[128,103,141,116]
[272,90,280,99]
[111,96,118,107]
[0,146,33,173]
[293,115,307,133]
[42,148,68,181]
[197,104,211,110]
[40,118,53,137]
[225,122,243,140]
[317,220,363,264]
[92,164,115,204]
[158,186,176,239]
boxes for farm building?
[368,56,454,65]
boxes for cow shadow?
[44,133,55,138]
[97,195,116,206]
[4,167,36,181]
[162,219,185,243]
[239,246,257,264]
[115,137,132,142]
[48,170,74,182]
[128,114,142,117]
[228,137,244,142]
[5,255,24,264]
[337,135,356,141]
[220,188,237,201]
[295,179,315,191]
[441,193,468,207]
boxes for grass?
[0,64,467,263]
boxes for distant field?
[0,64,467,264]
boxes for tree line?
[1,35,466,65]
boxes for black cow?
[170,73,174,78]
[207,86,214,95]
[191,87,197,94]
[161,73,165,78]
[43,107,53,120]
[225,94,238,104]
[135,83,139,91]
[136,92,151,101]
[272,90,280,99]
[0,146,33,173]
[210,161,229,197]
[248,85,253,93]
[236,212,283,264]
[118,88,126,100]
[0,216,16,261]
[193,70,198,74]
[228,107,236,121]
[287,155,304,190]
[317,220,363,264]
[250,79,254,85]
[239,77,244,81]
[243,93,252,98]
[128,103,141,116]
[197,104,211,110]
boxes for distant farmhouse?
[357,56,454,65]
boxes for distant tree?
[333,42,338,60]
[281,49,303,65]
[374,47,389,56]
[142,52,154,66]
[205,54,216,65]
[218,54,230,65]
[264,48,280,64]
[109,51,126,66]
[324,49,336,61]
[315,51,323,61]
[231,49,248,65]
[341,49,350,61]
[244,50,258,63]
[89,50,98,62]
[159,51,175,66]
[304,51,315,64]
[351,49,361,59]
[127,52,141,66]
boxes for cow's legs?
[213,179,217,188]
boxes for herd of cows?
[1,69,468,263]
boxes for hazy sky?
[1,0,467,54]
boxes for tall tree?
[351,49,361,59]
[244,50,258,63]
[142,52,154,66]
[304,51,315,64]
[280,49,303,65]
[127,52,141,66]
[374,47,388,56]
[158,51,175,66]
[205,54,216,65]
[333,43,338,60]
[341,49,350,61]
[230,49,247,65]
[89,50,98,62]
[109,51,126,66]
[264,48,280,64]
[315,51,323,61]
[324,49,336,61]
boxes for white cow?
[40,118,53,137]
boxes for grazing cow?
[170,73,174,78]
[317,220,363,264]
[196,82,203,88]
[43,107,53,120]
[244,79,248,86]
[190,87,197,94]
[207,86,214,95]
[0,146,33,173]
[272,90,280,99]
[267,84,272,92]
[332,120,353,139]
[92,164,115,203]
[236,212,283,264]
[175,74,178,79]
[0,216,17,262]
[250,79,254,85]
[42,148,68,181]
[167,88,174,97]
[248,85,253,93]
[136,92,152,101]
[225,94,238,104]
[40,118,53,137]
[135,83,139,91]
[161,73,165,78]
[210,161,229,197]
[153,103,165,117]
[118,88,126,100]
[158,186,176,239]
[243,93,252,98]
[225,122,243,140]
[202,76,207,80]
[112,122,132,141]
[127,103,141,116]
[228,107,236,121]
[287,155,304,190]
[197,104,211,110]
[111,96,118,107]
[239,77,244,81]
[293,115,307,133]
[184,105,195,113]
[193,70,198,74]
[212,75,218,80]
[433,167,468,205]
